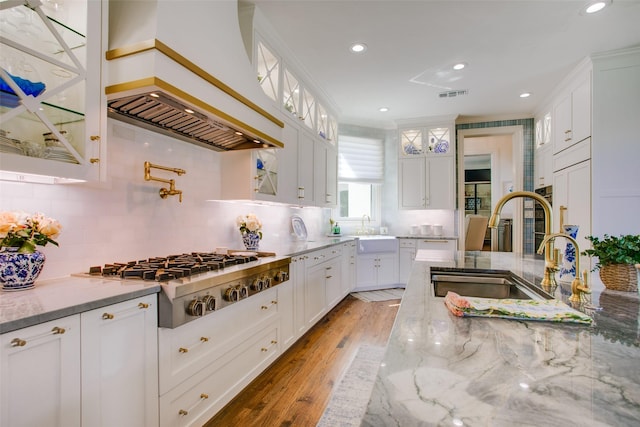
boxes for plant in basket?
[581,234,640,292]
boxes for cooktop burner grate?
[88,252,260,282]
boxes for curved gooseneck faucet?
[488,191,557,288]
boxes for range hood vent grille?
[107,92,269,151]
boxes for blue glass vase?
[0,249,46,291]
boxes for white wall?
[0,120,325,280]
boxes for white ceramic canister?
[410,224,419,235]
[432,224,443,236]
[420,224,431,235]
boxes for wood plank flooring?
[204,294,400,427]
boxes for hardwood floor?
[204,294,400,427]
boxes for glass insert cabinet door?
[255,149,277,196]
[0,0,101,180]
[399,126,451,156]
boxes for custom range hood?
[105,0,284,151]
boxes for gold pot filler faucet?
[488,190,590,302]
[144,161,186,202]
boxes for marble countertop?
[0,276,160,334]
[363,250,640,426]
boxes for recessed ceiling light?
[149,93,160,98]
[584,1,609,14]
[350,43,367,53]
[184,108,194,114]
[520,92,531,98]
[453,63,466,70]
[379,107,389,112]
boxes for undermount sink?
[356,236,398,254]
[430,268,553,300]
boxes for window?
[337,135,384,222]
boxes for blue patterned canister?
[559,225,579,282]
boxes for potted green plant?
[582,234,640,292]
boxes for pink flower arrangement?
[0,211,62,253]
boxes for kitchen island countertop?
[363,250,640,426]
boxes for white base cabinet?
[355,253,399,291]
[399,239,417,285]
[1,316,81,427]
[0,294,158,427]
[81,294,158,427]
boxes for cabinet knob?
[102,313,114,320]
[90,158,100,164]
[90,135,101,141]
[10,338,26,347]
[138,302,149,309]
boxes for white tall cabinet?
[398,120,456,210]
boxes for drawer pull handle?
[178,392,209,417]
[271,300,278,305]
[271,340,278,344]
[326,275,333,279]
[10,326,67,347]
[102,313,114,320]
[10,338,26,347]
[178,337,209,354]
[102,300,152,320]
[138,302,149,309]
[261,347,268,352]
[261,305,269,310]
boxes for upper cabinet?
[398,121,456,210]
[221,148,280,202]
[240,11,340,207]
[553,69,591,154]
[0,0,106,182]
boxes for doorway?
[457,126,524,253]
[464,154,492,250]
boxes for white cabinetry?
[553,71,591,154]
[0,294,157,427]
[399,239,417,285]
[297,130,316,205]
[323,246,343,307]
[534,142,553,189]
[314,142,338,208]
[158,287,280,427]
[398,123,455,210]
[81,294,158,427]
[221,149,280,202]
[341,241,357,295]
[355,253,399,291]
[1,315,81,427]
[553,140,591,272]
[0,0,105,182]
[417,238,458,251]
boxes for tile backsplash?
[0,120,324,280]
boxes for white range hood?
[105,0,284,151]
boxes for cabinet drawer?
[306,245,341,268]
[159,322,280,427]
[553,138,591,172]
[399,239,417,249]
[158,287,278,394]
[417,239,457,251]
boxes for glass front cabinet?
[398,122,455,210]
[0,0,105,182]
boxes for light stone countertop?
[362,250,640,427]
[0,276,161,334]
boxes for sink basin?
[430,269,553,300]
[356,236,398,254]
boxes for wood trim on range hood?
[105,39,284,151]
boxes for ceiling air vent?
[439,89,469,98]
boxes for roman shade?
[338,135,384,183]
